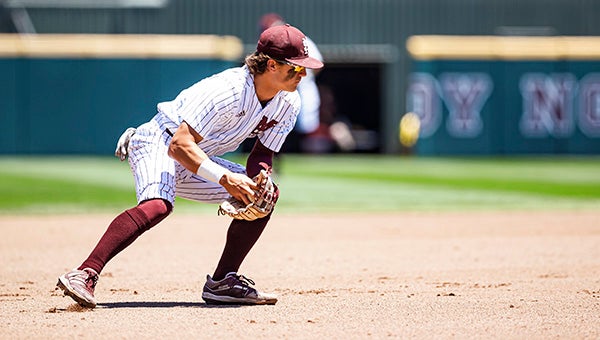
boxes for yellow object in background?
[399,112,421,148]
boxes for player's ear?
[267,59,278,72]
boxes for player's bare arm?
[168,121,256,205]
[167,121,205,171]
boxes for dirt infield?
[1,211,599,339]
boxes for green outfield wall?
[406,36,600,155]
[7,0,600,154]
[0,34,242,154]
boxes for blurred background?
[1,0,600,156]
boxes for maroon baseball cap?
[257,24,324,70]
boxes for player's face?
[272,60,306,92]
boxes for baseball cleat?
[202,272,277,305]
[56,268,99,308]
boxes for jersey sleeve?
[175,77,237,138]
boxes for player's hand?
[219,172,258,205]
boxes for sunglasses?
[271,58,305,73]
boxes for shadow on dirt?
[97,301,244,309]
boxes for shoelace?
[86,272,99,289]
[72,270,98,289]
[234,274,255,287]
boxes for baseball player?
[56,24,323,308]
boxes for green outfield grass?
[0,155,599,215]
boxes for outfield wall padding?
[406,36,600,155]
[0,34,242,154]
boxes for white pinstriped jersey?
[127,65,301,204]
[154,65,301,155]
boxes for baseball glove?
[218,165,278,221]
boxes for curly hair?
[245,52,271,75]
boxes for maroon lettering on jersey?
[251,116,279,135]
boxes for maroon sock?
[212,214,271,280]
[78,199,172,274]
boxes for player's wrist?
[196,158,228,183]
